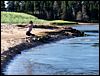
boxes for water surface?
[4,24,99,75]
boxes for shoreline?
[1,24,85,75]
[78,22,99,25]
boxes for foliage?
[2,1,98,22]
[1,1,5,11]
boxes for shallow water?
[4,24,99,75]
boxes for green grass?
[49,20,78,25]
[1,12,48,25]
[1,12,77,25]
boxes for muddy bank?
[1,24,85,75]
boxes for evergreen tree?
[4,1,99,22]
[7,1,15,12]
[1,1,5,11]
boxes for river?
[3,24,99,75]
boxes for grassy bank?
[1,12,77,25]
[1,12,48,25]
[49,20,77,25]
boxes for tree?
[61,1,68,20]
[1,1,5,11]
[3,1,99,22]
[14,1,20,12]
[76,11,82,21]
[7,1,15,12]
[53,1,59,19]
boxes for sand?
[1,24,59,53]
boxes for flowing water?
[3,24,99,75]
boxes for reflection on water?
[4,24,99,75]
[92,43,99,47]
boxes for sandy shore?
[1,24,58,52]
[78,22,99,25]
[1,24,85,75]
